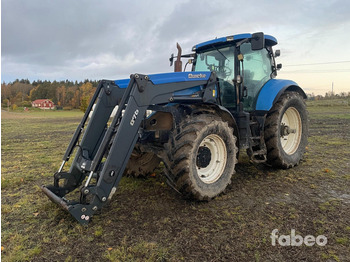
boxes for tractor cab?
[192,33,279,112]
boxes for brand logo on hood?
[188,73,206,79]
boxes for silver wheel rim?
[280,107,302,155]
[196,134,227,184]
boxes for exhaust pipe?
[174,43,182,72]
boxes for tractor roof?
[193,33,277,51]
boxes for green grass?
[306,98,350,120]
[335,237,349,245]
[307,98,350,107]
[104,238,170,262]
[5,107,84,118]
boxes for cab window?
[194,46,236,108]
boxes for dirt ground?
[1,100,350,262]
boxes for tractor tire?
[124,150,161,177]
[163,114,237,200]
[264,92,308,168]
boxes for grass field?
[1,100,350,261]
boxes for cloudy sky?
[2,0,350,95]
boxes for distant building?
[31,99,55,109]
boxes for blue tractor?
[42,32,308,224]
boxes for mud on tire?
[264,92,308,168]
[163,113,237,200]
[124,148,161,177]
[106,133,161,177]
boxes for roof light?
[226,36,234,41]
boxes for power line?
[281,69,350,73]
[285,60,350,67]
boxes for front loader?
[42,32,308,224]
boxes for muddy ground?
[1,100,350,262]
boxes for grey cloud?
[2,0,191,80]
[2,0,350,83]
[3,1,135,63]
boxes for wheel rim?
[280,107,302,155]
[196,134,227,184]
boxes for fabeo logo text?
[130,109,139,126]
[188,73,206,79]
[271,229,327,247]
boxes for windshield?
[194,46,236,108]
[194,46,235,81]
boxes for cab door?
[240,43,273,111]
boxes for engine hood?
[115,71,210,88]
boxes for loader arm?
[42,72,217,224]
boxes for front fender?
[210,104,240,145]
[255,79,307,112]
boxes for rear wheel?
[264,92,308,168]
[163,114,237,200]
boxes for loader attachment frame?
[42,72,218,225]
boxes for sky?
[2,0,350,95]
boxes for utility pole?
[332,82,334,97]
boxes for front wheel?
[163,114,238,200]
[264,92,308,168]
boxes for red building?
[31,99,55,109]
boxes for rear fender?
[255,79,307,113]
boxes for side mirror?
[251,32,265,50]
[275,50,281,57]
[169,53,174,66]
[277,63,282,70]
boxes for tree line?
[2,79,350,111]
[1,79,99,111]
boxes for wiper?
[211,45,229,61]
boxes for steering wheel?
[222,65,232,78]
[208,64,232,78]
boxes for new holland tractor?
[42,32,308,224]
